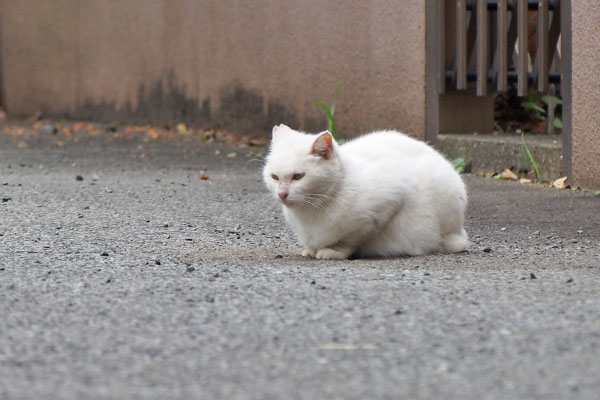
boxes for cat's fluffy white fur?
[263,124,468,259]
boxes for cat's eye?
[271,174,279,180]
[292,173,305,180]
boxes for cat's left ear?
[311,132,334,159]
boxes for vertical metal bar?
[497,0,508,91]
[537,0,549,92]
[456,0,467,90]
[517,0,529,96]
[476,0,488,96]
[547,84,555,134]
[426,0,440,143]
[546,0,561,68]
[438,0,446,94]
[560,0,572,184]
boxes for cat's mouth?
[279,197,294,207]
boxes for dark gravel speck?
[76,175,83,181]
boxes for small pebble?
[100,251,109,257]
[530,273,537,279]
[76,175,83,181]
[155,259,161,265]
[43,124,57,134]
[186,265,195,272]
[566,278,574,283]
[483,247,492,253]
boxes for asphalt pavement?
[1,123,599,400]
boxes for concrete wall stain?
[59,77,311,137]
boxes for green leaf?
[450,157,467,174]
[523,103,546,114]
[553,117,563,129]
[541,95,563,106]
[315,101,338,140]
[521,133,541,183]
[315,101,334,120]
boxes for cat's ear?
[310,132,334,159]
[272,124,291,142]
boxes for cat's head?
[263,124,342,208]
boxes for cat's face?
[263,125,341,209]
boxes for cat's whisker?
[248,152,268,162]
[248,158,266,164]
[297,195,333,213]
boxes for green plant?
[451,157,468,174]
[541,94,563,129]
[494,121,505,134]
[315,80,345,141]
[521,132,541,183]
[521,89,562,130]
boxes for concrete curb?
[436,133,563,182]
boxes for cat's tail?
[442,228,469,253]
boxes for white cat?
[263,124,468,259]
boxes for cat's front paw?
[302,247,316,258]
[315,247,349,260]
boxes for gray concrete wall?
[0,1,427,139]
[569,0,600,189]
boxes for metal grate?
[438,0,562,96]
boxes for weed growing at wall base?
[521,132,541,183]
[315,80,345,141]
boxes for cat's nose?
[278,191,288,200]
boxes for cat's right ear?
[271,124,289,142]
[311,132,334,159]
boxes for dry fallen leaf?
[177,123,190,136]
[249,137,269,146]
[553,176,568,189]
[501,168,518,181]
[519,178,533,184]
[147,128,159,139]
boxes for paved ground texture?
[1,122,599,400]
